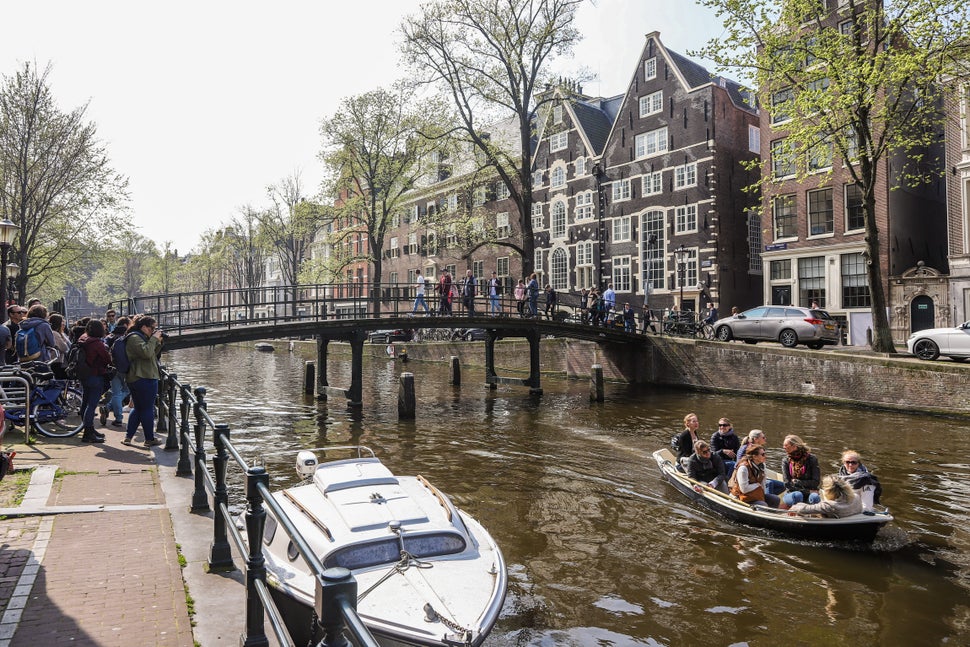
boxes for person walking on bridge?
[411,269,429,316]
[437,271,452,315]
[463,269,477,317]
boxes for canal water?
[165,344,970,646]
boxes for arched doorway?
[910,295,935,333]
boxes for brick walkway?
[0,431,194,647]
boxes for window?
[674,205,697,234]
[473,186,486,206]
[551,166,566,188]
[612,178,631,202]
[392,213,401,228]
[389,271,398,285]
[841,252,871,308]
[551,248,568,290]
[639,90,663,117]
[642,171,663,196]
[773,194,797,239]
[532,170,544,187]
[576,241,594,289]
[553,104,563,125]
[770,259,791,280]
[771,139,795,178]
[575,191,595,220]
[839,19,854,36]
[473,260,484,279]
[496,212,510,239]
[427,231,438,256]
[635,126,668,158]
[644,57,657,80]
[409,205,419,223]
[550,131,568,152]
[494,181,510,200]
[575,157,587,176]
[407,233,417,255]
[390,236,399,258]
[674,248,698,291]
[845,184,864,231]
[749,212,763,272]
[798,256,826,307]
[612,216,631,242]
[806,77,830,94]
[552,201,567,238]
[532,202,543,230]
[808,140,833,172]
[748,125,760,154]
[674,163,697,189]
[612,256,632,292]
[446,225,457,247]
[497,256,510,278]
[641,210,666,291]
[771,88,793,124]
[534,249,544,280]
[445,263,456,278]
[808,187,834,235]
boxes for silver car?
[714,306,839,349]
[906,321,970,361]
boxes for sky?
[1,0,726,254]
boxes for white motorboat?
[258,446,507,647]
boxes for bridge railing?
[157,367,380,647]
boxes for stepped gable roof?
[569,96,620,155]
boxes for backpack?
[16,327,42,362]
[112,331,144,377]
[64,343,93,380]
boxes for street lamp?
[6,263,20,305]
[0,219,19,309]
[674,244,688,313]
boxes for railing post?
[191,387,210,512]
[156,368,169,435]
[165,372,179,450]
[241,466,270,647]
[176,383,193,476]
[315,567,356,647]
[209,423,234,571]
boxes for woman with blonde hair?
[787,475,862,518]
[782,434,821,506]
[673,412,700,461]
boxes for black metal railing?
[157,367,379,647]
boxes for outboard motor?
[295,451,318,478]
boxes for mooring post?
[347,331,365,407]
[590,364,605,402]
[484,332,498,390]
[176,383,193,476]
[315,567,357,647]
[398,372,416,420]
[304,360,316,395]
[241,466,270,647]
[209,423,234,570]
[526,329,543,396]
[316,337,329,399]
[164,372,179,450]
[450,355,461,386]
[191,387,210,512]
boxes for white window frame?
[612,215,632,242]
[532,170,544,187]
[644,57,657,80]
[494,181,510,200]
[674,204,698,234]
[612,256,632,292]
[639,90,663,117]
[635,126,668,159]
[575,157,587,176]
[612,178,631,202]
[575,191,595,220]
[551,247,569,291]
[531,202,544,230]
[674,163,697,190]
[550,131,568,152]
[407,232,417,255]
[552,201,567,239]
[473,186,487,206]
[497,256,510,278]
[551,165,566,188]
[642,171,663,196]
[553,104,563,124]
[496,212,510,239]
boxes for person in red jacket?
[78,319,113,443]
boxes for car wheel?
[715,326,733,342]
[807,342,823,350]
[912,338,939,361]
[779,329,798,348]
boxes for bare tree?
[0,61,128,298]
[401,0,585,276]
[221,206,266,318]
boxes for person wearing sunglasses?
[838,450,882,512]
[710,417,741,476]
[687,440,729,493]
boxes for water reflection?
[164,345,970,645]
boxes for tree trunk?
[372,257,383,318]
[863,194,896,353]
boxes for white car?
[906,321,970,361]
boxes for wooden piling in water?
[398,372,416,420]
[450,356,461,386]
[304,361,315,395]
[590,364,604,402]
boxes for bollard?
[398,372,416,420]
[209,423,234,571]
[191,387,210,512]
[450,356,461,386]
[315,567,356,647]
[165,373,179,450]
[241,466,270,647]
[590,364,605,402]
[176,383,193,476]
[304,361,316,395]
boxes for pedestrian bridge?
[110,282,646,405]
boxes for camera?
[159,330,170,340]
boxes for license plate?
[824,324,835,330]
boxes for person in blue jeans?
[122,315,164,448]
[781,434,822,506]
[77,319,113,443]
[105,318,131,426]
[527,273,539,317]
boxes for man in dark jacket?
[688,440,728,493]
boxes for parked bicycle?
[662,311,715,340]
[1,361,84,438]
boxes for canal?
[165,344,970,646]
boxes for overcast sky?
[1,0,725,254]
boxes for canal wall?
[266,336,969,416]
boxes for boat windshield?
[323,532,467,570]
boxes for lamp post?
[6,263,20,305]
[674,244,688,313]
[0,219,19,309]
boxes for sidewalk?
[0,423,255,647]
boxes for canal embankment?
[249,336,970,416]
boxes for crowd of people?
[672,412,882,517]
[2,302,164,447]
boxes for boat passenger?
[782,435,822,506]
[729,445,782,508]
[787,475,862,518]
[738,429,785,495]
[838,450,882,511]
[710,417,740,476]
[687,440,729,493]
[673,413,701,462]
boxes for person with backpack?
[105,317,131,427]
[122,315,165,448]
[77,319,113,443]
[16,304,57,362]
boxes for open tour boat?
[257,446,507,647]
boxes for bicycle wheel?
[33,387,84,438]
[698,323,715,340]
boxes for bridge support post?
[450,356,461,386]
[347,330,365,408]
[484,333,498,390]
[398,372,416,420]
[590,364,605,402]
[526,329,543,396]
[316,338,329,399]
[304,361,315,395]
